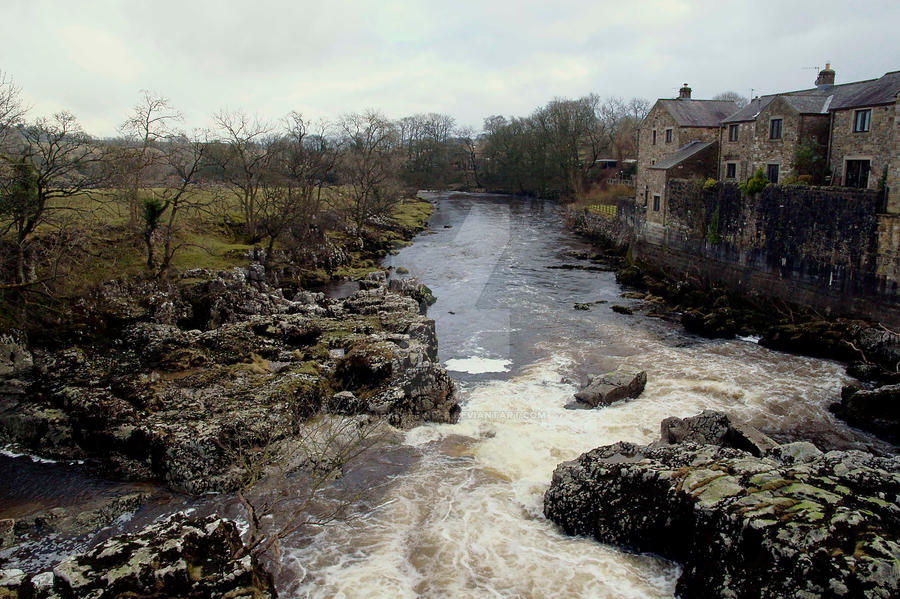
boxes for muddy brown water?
[2,191,894,596]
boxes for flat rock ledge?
[574,370,646,407]
[0,513,275,598]
[544,420,900,598]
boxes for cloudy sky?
[4,0,899,136]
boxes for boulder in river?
[544,435,900,599]
[574,370,646,407]
[655,409,777,456]
[831,383,900,443]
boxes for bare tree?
[118,91,183,225]
[151,132,211,276]
[456,126,481,189]
[0,71,27,148]
[225,414,387,569]
[337,110,399,238]
[257,113,340,270]
[712,91,749,109]
[0,112,108,286]
[212,109,275,242]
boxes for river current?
[3,192,892,596]
[278,192,890,598]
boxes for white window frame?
[853,109,871,133]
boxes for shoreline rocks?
[2,513,275,598]
[544,413,900,599]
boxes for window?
[643,189,649,206]
[665,128,673,143]
[728,124,739,142]
[766,163,780,183]
[845,159,871,188]
[653,195,660,211]
[853,109,871,132]
[769,118,783,140]
[652,130,657,145]
[726,163,737,179]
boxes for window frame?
[652,194,661,212]
[766,163,780,183]
[769,117,783,140]
[728,124,739,142]
[725,162,737,179]
[853,109,871,133]
[665,128,673,143]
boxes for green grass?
[8,188,434,301]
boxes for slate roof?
[648,141,715,170]
[659,99,739,127]
[723,70,900,122]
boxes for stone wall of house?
[637,102,722,224]
[829,101,898,209]
[891,101,900,212]
[629,179,900,324]
[644,169,667,224]
[636,103,679,205]
[720,121,755,181]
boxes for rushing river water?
[277,192,891,598]
[3,191,894,595]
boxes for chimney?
[678,83,692,100]
[816,63,835,87]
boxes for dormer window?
[769,118,783,140]
[853,109,871,132]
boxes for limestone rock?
[655,409,777,456]
[830,383,900,442]
[574,370,646,407]
[544,440,900,599]
[2,514,275,599]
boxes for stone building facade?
[720,95,830,184]
[829,96,899,211]
[635,85,737,224]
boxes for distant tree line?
[478,95,650,199]
[0,70,651,310]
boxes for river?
[3,191,892,596]
[277,191,890,598]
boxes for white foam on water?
[445,357,512,374]
[284,326,856,599]
[1,447,59,465]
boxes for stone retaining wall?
[622,180,900,325]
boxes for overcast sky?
[4,0,899,137]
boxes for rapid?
[279,192,887,598]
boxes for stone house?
[635,84,738,224]
[717,66,900,210]
[720,94,830,184]
[826,70,900,211]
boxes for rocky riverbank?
[1,267,456,496]
[545,411,900,599]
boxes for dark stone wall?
[630,180,900,324]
